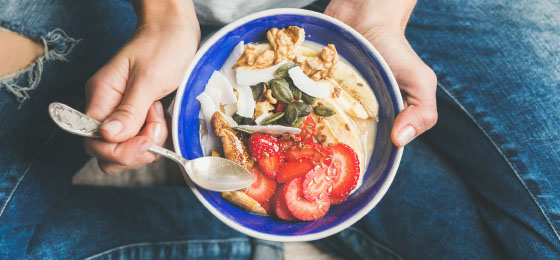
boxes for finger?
[391,102,438,147]
[85,55,130,122]
[97,159,128,175]
[140,101,168,148]
[391,83,437,147]
[85,135,157,171]
[98,66,163,143]
[391,64,438,147]
[83,102,167,172]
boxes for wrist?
[133,0,200,32]
[326,0,416,35]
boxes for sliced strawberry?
[248,133,281,160]
[277,159,315,183]
[274,185,295,220]
[258,153,284,178]
[303,166,333,201]
[261,195,274,214]
[284,178,330,221]
[245,167,276,204]
[278,139,296,152]
[285,143,332,167]
[328,143,360,198]
[330,194,349,205]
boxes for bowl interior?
[175,13,400,238]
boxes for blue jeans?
[1,0,559,259]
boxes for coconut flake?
[220,41,245,86]
[223,103,237,116]
[196,92,217,124]
[254,113,271,125]
[220,112,238,127]
[196,92,219,155]
[236,125,301,135]
[205,70,237,105]
[234,85,255,118]
[236,61,288,86]
[288,66,330,98]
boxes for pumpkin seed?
[252,82,266,101]
[232,114,243,124]
[288,78,302,100]
[293,102,312,117]
[242,117,256,125]
[232,127,256,135]
[269,78,293,104]
[285,103,298,125]
[260,112,285,125]
[313,105,336,117]
[273,62,298,78]
[291,116,304,128]
[302,93,316,105]
[274,117,289,127]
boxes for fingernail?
[138,141,151,156]
[151,123,163,141]
[397,125,416,146]
[100,120,123,136]
[155,101,164,116]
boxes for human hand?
[84,0,200,174]
[325,0,437,147]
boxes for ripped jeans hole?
[0,28,81,105]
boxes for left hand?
[84,1,200,174]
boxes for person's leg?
[0,0,138,258]
[0,29,44,77]
[0,1,266,259]
[313,0,560,259]
[406,0,560,256]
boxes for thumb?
[98,70,158,143]
[391,102,438,147]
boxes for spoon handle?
[147,145,187,165]
[49,102,186,164]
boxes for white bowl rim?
[172,8,404,242]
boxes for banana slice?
[332,62,379,120]
[221,191,267,215]
[296,44,321,57]
[329,79,368,119]
[254,43,272,54]
[313,98,365,176]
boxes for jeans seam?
[0,98,85,221]
[0,130,59,221]
[437,82,560,244]
[83,237,250,260]
[346,227,404,260]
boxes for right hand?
[325,0,438,147]
[84,1,200,174]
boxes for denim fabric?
[1,0,559,259]
[310,0,560,259]
[0,0,273,259]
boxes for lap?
[318,0,560,258]
[0,2,263,259]
[28,186,253,259]
[0,0,136,257]
[409,0,560,245]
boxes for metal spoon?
[48,102,253,192]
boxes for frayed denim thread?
[0,28,81,105]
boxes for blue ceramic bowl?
[172,9,404,241]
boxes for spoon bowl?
[48,102,253,192]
